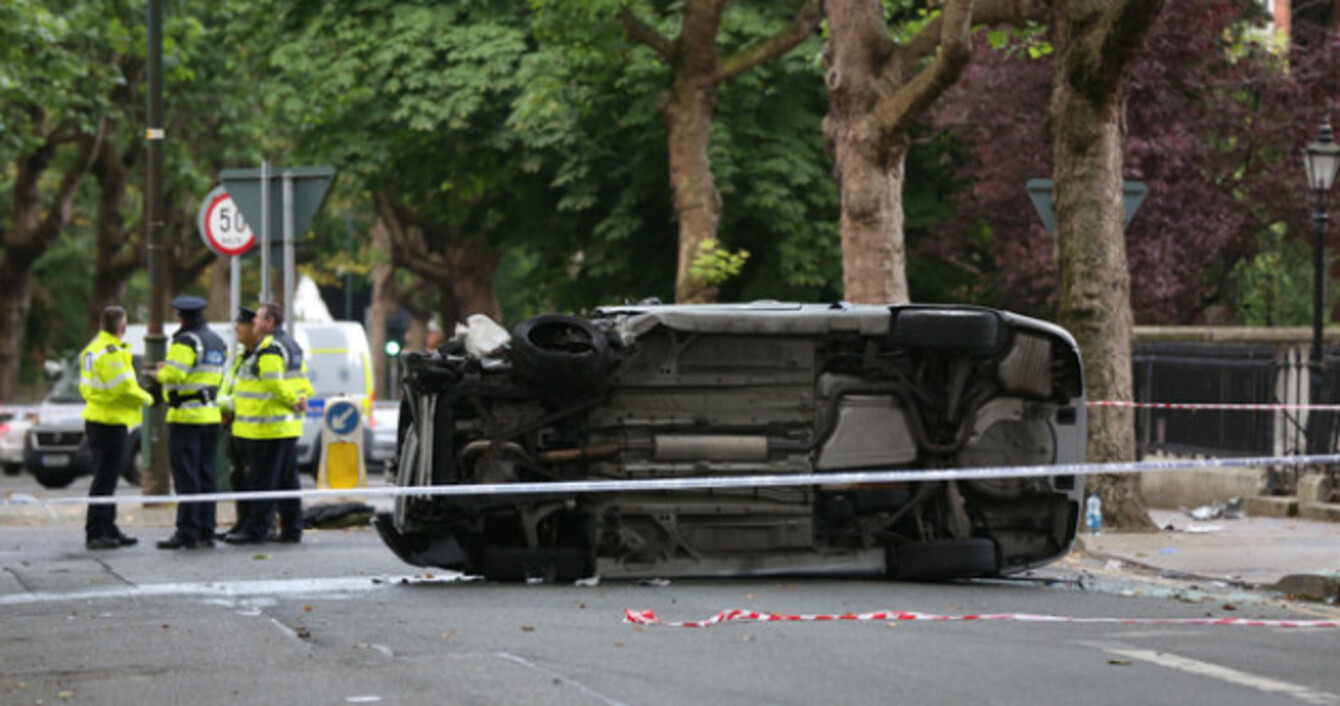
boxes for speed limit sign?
[196,185,256,256]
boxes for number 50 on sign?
[196,185,256,257]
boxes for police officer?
[80,306,154,550]
[225,302,312,544]
[155,295,228,549]
[216,306,259,539]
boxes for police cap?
[171,295,208,314]
[235,306,257,324]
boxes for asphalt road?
[3,472,1340,705]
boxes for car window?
[47,369,83,403]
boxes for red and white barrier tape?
[624,608,1340,629]
[1089,400,1340,412]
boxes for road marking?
[1106,649,1340,705]
[496,652,627,706]
[0,574,466,606]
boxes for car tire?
[892,308,1004,356]
[2,462,21,476]
[34,466,79,489]
[887,538,999,582]
[510,315,612,388]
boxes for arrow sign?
[325,399,361,436]
[219,166,335,243]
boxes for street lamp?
[1304,121,1340,453]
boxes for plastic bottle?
[1085,493,1102,535]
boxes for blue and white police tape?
[4,452,1340,509]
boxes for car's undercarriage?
[375,303,1085,582]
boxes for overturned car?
[375,302,1086,582]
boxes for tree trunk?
[0,121,100,400]
[832,128,910,304]
[0,270,36,401]
[372,190,501,333]
[621,0,822,304]
[667,76,722,304]
[367,218,397,399]
[823,0,977,305]
[446,239,502,326]
[1050,0,1164,530]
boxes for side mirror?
[42,360,65,381]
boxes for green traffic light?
[385,340,402,357]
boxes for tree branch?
[1063,0,1165,107]
[717,0,822,83]
[619,6,674,62]
[36,118,106,249]
[900,0,1050,73]
[373,190,452,282]
[1094,0,1166,96]
[879,0,976,137]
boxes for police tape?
[623,608,1340,629]
[5,452,1340,509]
[1089,400,1340,412]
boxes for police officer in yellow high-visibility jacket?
[215,306,259,538]
[224,302,312,544]
[269,311,315,542]
[154,296,228,550]
[80,306,154,550]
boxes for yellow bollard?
[324,441,361,489]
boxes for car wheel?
[34,466,79,489]
[892,308,1004,356]
[887,538,999,582]
[510,314,612,388]
[2,462,21,476]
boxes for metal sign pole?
[283,170,295,337]
[260,159,271,302]
[230,255,240,322]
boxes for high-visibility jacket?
[217,343,250,416]
[156,320,227,424]
[273,330,315,403]
[79,330,154,427]
[232,333,312,440]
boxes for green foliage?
[518,2,842,307]
[0,0,113,157]
[689,238,750,285]
[27,221,97,361]
[1232,227,1330,327]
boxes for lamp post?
[1304,121,1340,454]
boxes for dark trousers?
[85,421,128,540]
[276,437,301,538]
[235,437,301,539]
[223,428,251,531]
[168,423,219,541]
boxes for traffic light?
[385,307,409,358]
